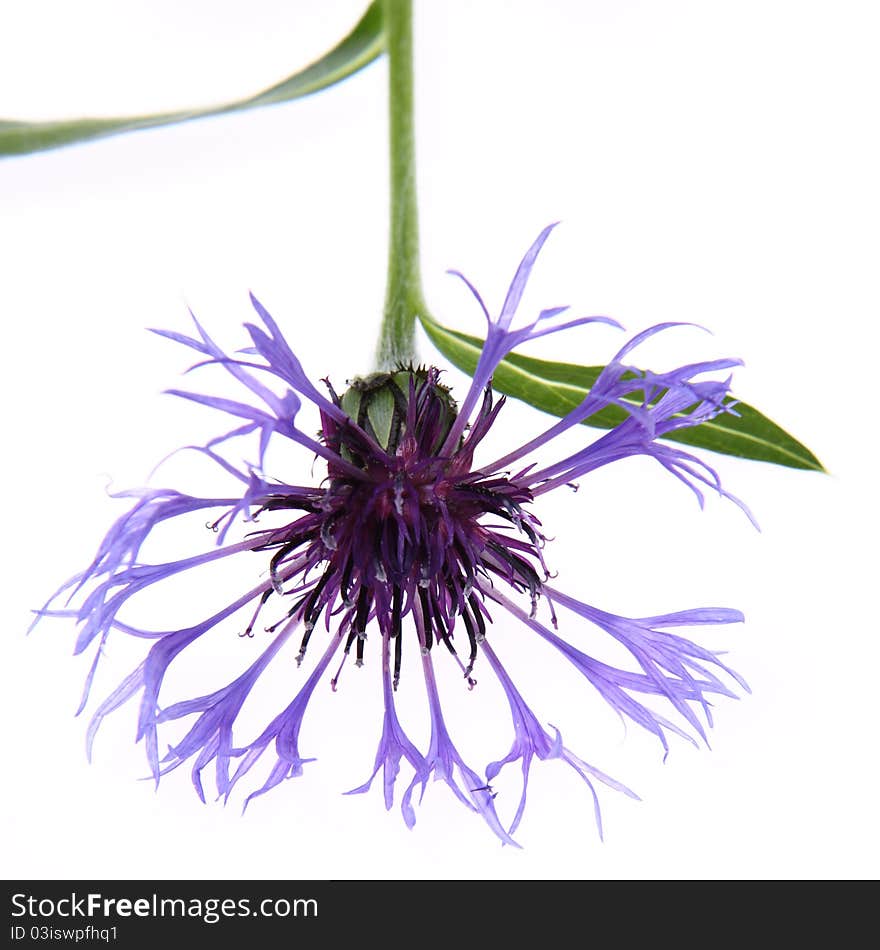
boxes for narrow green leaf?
[420,314,825,472]
[0,2,384,157]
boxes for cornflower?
[37,226,750,845]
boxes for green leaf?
[0,2,384,157]
[419,314,825,472]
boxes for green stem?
[374,0,426,370]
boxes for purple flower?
[36,225,751,845]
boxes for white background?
[1,0,878,880]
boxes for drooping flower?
[36,225,751,845]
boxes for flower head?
[37,226,750,845]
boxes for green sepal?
[341,367,457,457]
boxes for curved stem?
[374,0,427,370]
